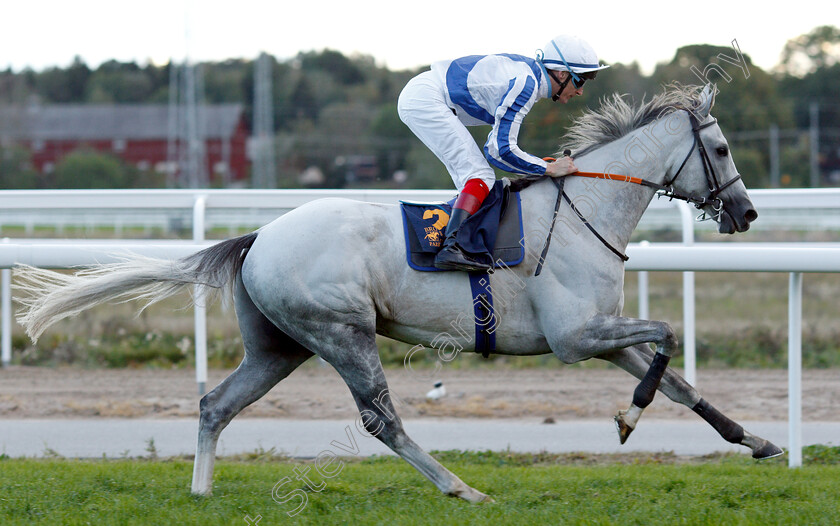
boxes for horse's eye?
[716,146,729,156]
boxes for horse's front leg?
[600,344,783,459]
[559,314,679,443]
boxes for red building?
[0,104,249,185]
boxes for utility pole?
[181,59,208,188]
[810,102,820,188]
[166,7,208,188]
[166,62,180,188]
[252,52,276,188]
[769,124,780,187]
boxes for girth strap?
[468,272,496,358]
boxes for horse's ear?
[697,84,717,119]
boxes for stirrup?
[434,244,492,272]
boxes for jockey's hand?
[544,156,578,177]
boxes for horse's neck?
[555,122,679,250]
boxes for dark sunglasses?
[571,71,597,89]
[549,69,597,95]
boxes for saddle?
[400,180,524,272]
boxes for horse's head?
[664,85,757,234]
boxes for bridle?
[533,109,743,273]
[662,111,742,222]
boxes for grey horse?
[16,84,781,503]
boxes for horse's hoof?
[752,441,784,460]
[451,486,493,503]
[614,414,634,445]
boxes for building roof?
[0,103,245,141]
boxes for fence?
[0,188,838,467]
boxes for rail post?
[638,241,649,320]
[788,272,803,467]
[1,238,10,368]
[675,202,696,386]
[193,196,208,395]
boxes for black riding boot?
[433,207,492,272]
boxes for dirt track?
[1,365,838,422]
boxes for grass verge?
[1,447,839,525]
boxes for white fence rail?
[0,188,838,467]
[0,188,839,235]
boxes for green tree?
[283,74,319,122]
[85,60,155,103]
[0,67,35,104]
[402,143,450,189]
[299,49,365,85]
[650,44,794,132]
[0,146,39,188]
[35,56,90,103]
[369,103,413,180]
[203,58,248,104]
[776,25,840,77]
[52,150,129,188]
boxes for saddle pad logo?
[422,209,449,247]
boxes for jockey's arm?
[483,75,549,175]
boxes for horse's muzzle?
[718,201,757,234]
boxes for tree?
[35,56,90,103]
[52,151,129,188]
[284,75,319,122]
[776,25,840,77]
[0,146,39,188]
[203,58,248,103]
[298,49,365,85]
[0,67,35,104]
[651,44,794,132]
[85,60,155,103]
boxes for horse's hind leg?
[599,344,783,459]
[315,325,491,503]
[191,275,313,495]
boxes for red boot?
[433,179,491,272]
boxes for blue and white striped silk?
[431,54,551,175]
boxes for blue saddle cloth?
[400,180,524,272]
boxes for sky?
[1,0,834,75]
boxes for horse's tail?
[15,231,259,343]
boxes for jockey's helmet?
[538,35,609,83]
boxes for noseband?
[662,112,743,221]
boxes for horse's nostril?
[744,209,758,222]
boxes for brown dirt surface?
[1,365,838,421]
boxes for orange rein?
[542,157,650,187]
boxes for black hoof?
[753,441,784,460]
[614,415,634,445]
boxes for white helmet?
[538,34,610,78]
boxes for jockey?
[398,35,609,272]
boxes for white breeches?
[397,71,496,191]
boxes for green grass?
[1,448,840,525]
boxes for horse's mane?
[510,84,706,192]
[562,83,707,156]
